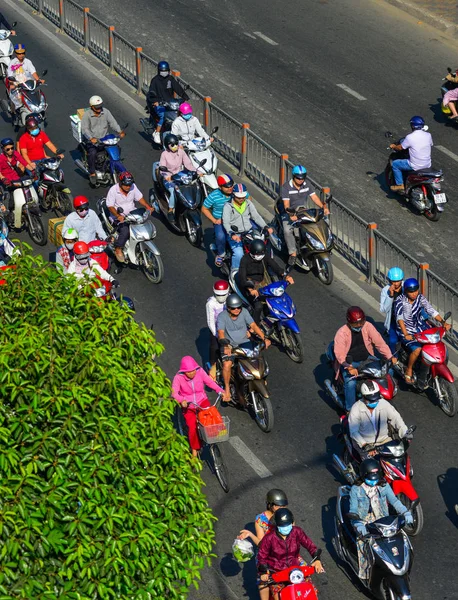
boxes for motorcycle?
[92,277,134,311]
[181,128,219,196]
[151,160,206,248]
[384,131,447,222]
[0,25,16,79]
[88,239,110,272]
[440,67,458,115]
[271,204,334,285]
[333,485,414,600]
[332,424,423,536]
[2,69,48,128]
[140,94,188,144]
[74,127,128,188]
[0,207,16,265]
[392,312,457,417]
[97,202,164,284]
[261,564,320,600]
[215,341,274,433]
[4,177,47,245]
[35,155,73,216]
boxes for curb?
[383,0,458,38]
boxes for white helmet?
[63,228,78,241]
[360,381,381,404]
[89,95,103,107]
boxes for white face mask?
[215,294,228,304]
[250,254,265,261]
[65,242,75,251]
[159,71,169,78]
[76,256,89,265]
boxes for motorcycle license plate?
[433,193,447,204]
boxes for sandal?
[405,374,414,384]
[215,255,224,267]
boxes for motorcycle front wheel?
[434,378,457,417]
[382,580,404,600]
[56,191,73,216]
[316,255,334,285]
[251,392,274,433]
[184,217,202,248]
[140,247,164,284]
[281,328,304,363]
[27,213,47,246]
[398,493,424,536]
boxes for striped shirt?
[394,293,438,335]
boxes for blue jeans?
[214,223,226,256]
[164,181,176,209]
[154,105,166,127]
[342,356,375,411]
[387,322,400,353]
[391,159,411,185]
[228,235,244,271]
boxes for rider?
[349,459,413,583]
[238,238,293,324]
[63,195,107,243]
[80,95,125,186]
[201,173,234,267]
[171,355,224,458]
[18,115,63,168]
[389,116,433,192]
[105,171,152,263]
[0,137,36,229]
[222,183,273,274]
[55,227,78,274]
[217,293,270,402]
[6,44,44,112]
[348,381,409,459]
[66,241,116,284]
[394,277,450,384]
[332,306,396,411]
[158,133,197,223]
[279,165,329,266]
[206,280,230,377]
[379,267,404,353]
[147,60,189,145]
[257,508,325,600]
[171,102,211,144]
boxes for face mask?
[215,294,228,304]
[29,128,40,136]
[350,326,363,332]
[278,524,293,536]
[65,242,75,251]
[251,254,265,262]
[77,209,89,218]
[76,257,89,265]
[159,71,169,78]
[366,401,379,409]
[364,479,378,487]
[182,114,192,121]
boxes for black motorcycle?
[36,155,72,216]
[140,93,187,144]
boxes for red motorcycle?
[264,565,319,600]
[88,239,110,271]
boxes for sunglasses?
[229,306,242,312]
[221,184,234,189]
[15,51,26,55]
[169,144,178,150]
[4,147,14,151]
[76,205,89,212]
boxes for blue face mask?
[278,524,293,536]
[182,114,192,121]
[364,478,378,487]
[366,401,379,409]
[350,326,363,332]
[30,128,40,136]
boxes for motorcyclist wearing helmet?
[63,195,107,243]
[147,61,189,145]
[202,174,234,266]
[238,238,293,324]
[171,102,212,144]
[394,277,450,384]
[0,137,36,229]
[389,116,433,192]
[332,306,396,411]
[0,10,16,34]
[222,183,273,273]
[349,459,413,582]
[379,266,404,352]
[257,508,324,599]
[441,78,458,120]
[6,44,43,112]
[18,115,63,169]
[106,171,152,263]
[67,240,116,284]
[80,95,125,186]
[217,293,270,402]
[56,227,78,274]
[348,381,409,459]
[206,280,229,376]
[279,165,329,264]
[238,489,289,550]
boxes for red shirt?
[0,151,28,182]
[18,131,50,161]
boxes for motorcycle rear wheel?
[424,192,441,222]
[434,378,457,417]
[27,214,47,246]
[56,191,73,216]
[281,328,304,363]
[398,493,424,536]
[251,392,274,433]
[316,255,334,285]
[141,248,164,284]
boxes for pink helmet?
[179,102,193,116]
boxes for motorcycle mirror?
[346,354,354,364]
[232,225,239,232]
[346,512,361,521]
[246,280,256,288]
[117,207,124,214]
[12,22,17,27]
[384,131,393,138]
[211,126,219,134]
[56,149,65,155]
[447,67,453,73]
[422,125,429,131]
[159,166,168,172]
[122,123,129,129]
[410,498,420,510]
[444,311,452,321]
[198,158,207,167]
[41,69,48,77]
[218,337,230,347]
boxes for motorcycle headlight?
[238,362,254,380]
[389,444,404,458]
[305,232,325,250]
[424,332,440,343]
[21,179,33,186]
[94,287,106,298]
[289,569,305,584]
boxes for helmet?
[213,280,229,295]
[73,195,89,209]
[346,306,365,324]
[25,116,39,131]
[233,183,248,199]
[249,239,265,258]
[226,293,243,309]
[266,489,288,508]
[73,241,90,258]
[387,267,404,282]
[404,277,419,292]
[217,174,234,188]
[292,165,307,179]
[360,458,383,484]
[410,116,425,130]
[179,102,193,116]
[158,60,170,73]
[89,95,103,107]
[163,133,179,149]
[360,381,381,404]
[14,44,26,53]
[274,508,294,528]
[119,171,134,186]
[63,228,78,241]
[1,138,14,149]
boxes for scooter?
[97,202,164,284]
[88,239,110,271]
[384,131,447,222]
[92,277,135,311]
[75,128,128,188]
[181,127,219,196]
[2,69,48,128]
[0,208,17,266]
[393,312,457,417]
[35,155,73,216]
[151,160,206,248]
[5,177,47,245]
[440,67,458,116]
[0,25,16,79]
[261,564,320,600]
[140,95,187,144]
[333,486,414,600]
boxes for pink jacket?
[172,356,223,408]
[159,148,195,177]
[333,322,392,378]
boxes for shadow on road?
[437,468,458,528]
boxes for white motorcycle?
[182,127,219,196]
[0,25,16,79]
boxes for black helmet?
[158,60,170,74]
[226,293,243,309]
[25,115,39,130]
[266,489,288,508]
[274,508,294,528]
[119,171,134,186]
[250,239,265,257]
[163,133,179,149]
[360,458,383,483]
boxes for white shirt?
[401,129,433,171]
[171,115,209,142]
[67,258,113,282]
[7,57,37,83]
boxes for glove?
[111,279,120,288]
[403,511,413,525]
[354,523,367,537]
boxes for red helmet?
[217,174,234,188]
[73,195,89,209]
[213,280,229,296]
[346,306,366,324]
[74,241,90,257]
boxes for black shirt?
[0,12,13,31]
[390,289,402,322]
[238,254,284,289]
[348,329,367,362]
[147,75,189,105]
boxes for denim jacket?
[349,483,408,521]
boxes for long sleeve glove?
[403,511,413,525]
[354,523,367,537]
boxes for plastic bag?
[232,538,254,563]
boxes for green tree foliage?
[0,249,215,599]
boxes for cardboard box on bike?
[48,217,65,246]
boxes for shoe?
[390,184,405,192]
[153,131,161,144]
[89,173,97,185]
[115,248,125,263]
[215,255,224,267]
[287,255,297,266]
[167,210,175,223]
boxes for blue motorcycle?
[75,132,127,188]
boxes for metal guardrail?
[20,0,458,348]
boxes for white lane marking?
[244,32,257,39]
[336,84,367,101]
[436,145,458,163]
[229,436,273,478]
[253,31,279,46]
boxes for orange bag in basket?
[197,406,223,427]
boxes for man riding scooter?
[201,173,233,266]
[379,267,404,353]
[6,44,44,114]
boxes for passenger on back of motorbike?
[147,60,189,145]
[332,306,396,411]
[201,173,234,266]
[350,459,413,583]
[171,102,212,143]
[66,241,117,285]
[348,381,409,460]
[56,227,78,274]
[238,238,293,325]
[63,195,107,243]
[18,115,63,169]
[80,95,125,186]
[394,277,450,384]
[379,266,404,353]
[6,44,43,111]
[389,116,433,192]
[206,280,230,378]
[106,171,152,263]
[222,184,273,274]
[216,293,270,403]
[279,165,329,265]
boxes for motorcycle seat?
[414,167,443,177]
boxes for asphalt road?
[5,4,458,600]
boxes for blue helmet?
[387,267,404,282]
[1,138,14,148]
[292,165,307,179]
[404,277,419,292]
[158,60,170,74]
[410,116,425,130]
